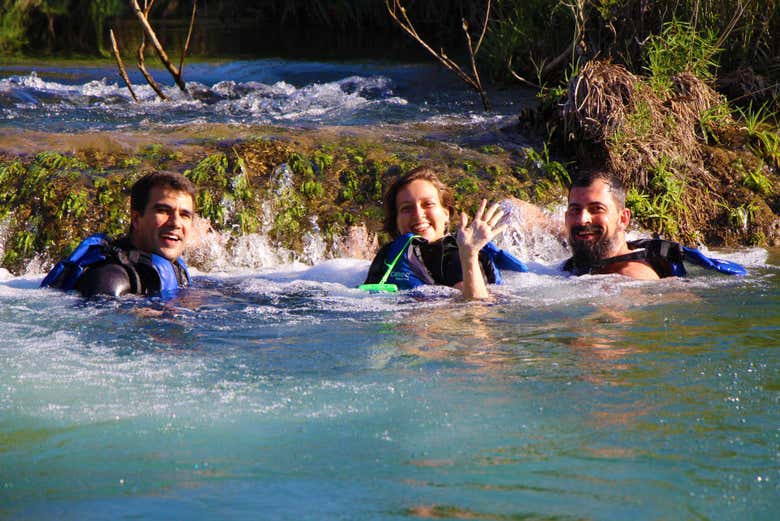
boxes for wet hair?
[130,171,197,215]
[568,168,627,208]
[382,166,455,238]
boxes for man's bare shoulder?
[610,260,661,280]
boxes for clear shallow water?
[1,249,778,520]
[0,60,533,132]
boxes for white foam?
[696,246,769,267]
[0,71,411,127]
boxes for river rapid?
[1,60,778,520]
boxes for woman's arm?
[456,200,506,300]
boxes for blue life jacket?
[564,238,747,277]
[377,233,528,290]
[480,240,530,284]
[40,233,191,295]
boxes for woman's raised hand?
[456,199,506,256]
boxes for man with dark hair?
[41,171,197,297]
[563,169,660,280]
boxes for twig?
[474,0,491,55]
[705,0,750,70]
[464,18,489,110]
[130,0,187,92]
[138,33,167,100]
[507,55,540,89]
[179,0,197,77]
[541,0,585,79]
[386,0,490,110]
[109,29,138,102]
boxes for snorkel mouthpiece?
[359,234,419,294]
[358,283,398,293]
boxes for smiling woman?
[362,166,528,299]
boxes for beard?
[568,225,618,273]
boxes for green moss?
[56,190,89,220]
[187,152,229,188]
[455,176,480,195]
[301,180,324,199]
[235,208,260,234]
[288,152,315,178]
[272,201,306,237]
[196,191,225,227]
[480,144,505,155]
[339,169,361,202]
[230,149,253,201]
[140,143,182,162]
[462,160,479,173]
[312,150,334,173]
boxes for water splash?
[301,217,326,264]
[496,198,569,264]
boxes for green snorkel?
[359,234,419,293]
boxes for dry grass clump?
[563,61,643,143]
[561,59,733,242]
[564,61,724,188]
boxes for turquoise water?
[1,254,778,520]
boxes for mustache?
[570,224,604,237]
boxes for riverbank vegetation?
[0,125,550,274]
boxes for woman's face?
[395,179,450,242]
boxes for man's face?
[131,186,194,261]
[565,178,629,264]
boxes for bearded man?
[563,169,660,280]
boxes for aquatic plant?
[557,56,757,242]
[736,102,774,135]
[645,19,721,92]
[742,166,773,195]
[736,103,780,169]
[697,102,731,144]
[523,145,570,199]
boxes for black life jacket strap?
[586,239,683,277]
[589,249,648,270]
[110,246,144,294]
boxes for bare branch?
[507,55,540,89]
[138,33,167,100]
[463,19,489,109]
[386,0,490,110]
[474,0,491,55]
[709,0,750,66]
[540,0,585,79]
[129,0,187,92]
[541,42,576,78]
[179,0,198,77]
[109,29,138,102]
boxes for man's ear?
[130,210,141,234]
[618,207,631,231]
